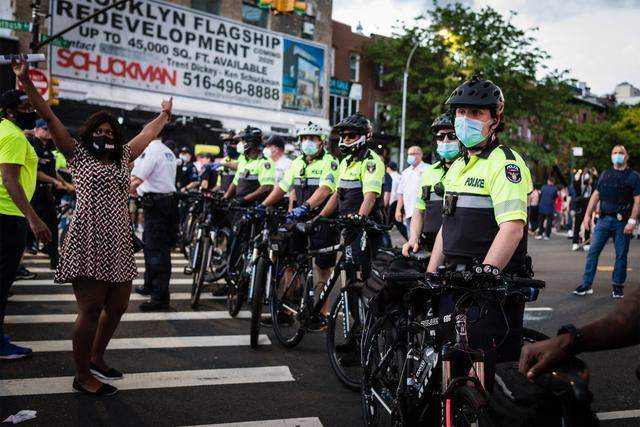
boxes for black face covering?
[225,144,238,159]
[87,136,116,157]
[15,111,38,130]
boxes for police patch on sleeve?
[366,162,376,173]
[325,173,335,183]
[331,161,338,171]
[505,164,522,183]
[264,162,271,169]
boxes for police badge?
[331,161,338,171]
[366,162,376,173]
[264,162,271,169]
[505,164,522,183]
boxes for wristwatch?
[557,324,584,355]
[628,218,637,226]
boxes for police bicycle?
[177,190,205,267]
[186,191,231,309]
[361,265,547,426]
[269,215,391,390]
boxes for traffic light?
[259,0,305,14]
[293,1,306,14]
[48,77,60,107]
[258,0,274,9]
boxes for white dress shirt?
[397,162,429,218]
[274,155,293,185]
[132,140,177,195]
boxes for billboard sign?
[49,0,325,115]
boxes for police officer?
[131,137,178,311]
[426,76,532,389]
[318,112,386,280]
[259,121,340,316]
[26,119,69,268]
[176,146,198,192]
[215,131,241,193]
[403,111,461,254]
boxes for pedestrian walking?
[0,89,51,360]
[13,58,172,395]
[395,146,429,238]
[528,186,540,234]
[131,138,178,311]
[574,145,640,299]
[535,176,557,240]
[571,170,594,251]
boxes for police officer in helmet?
[403,111,462,255]
[427,76,533,388]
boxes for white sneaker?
[543,236,550,241]
[534,235,543,240]
[583,244,590,251]
[571,243,579,251]
[567,230,573,237]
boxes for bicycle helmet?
[431,111,455,133]
[445,75,505,127]
[220,130,236,143]
[334,112,372,155]
[297,121,326,142]
[237,125,263,150]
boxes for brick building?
[0,0,333,146]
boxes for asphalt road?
[1,234,638,426]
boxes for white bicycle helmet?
[296,121,326,141]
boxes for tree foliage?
[363,1,575,170]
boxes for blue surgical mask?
[612,153,625,165]
[436,142,460,160]
[454,116,490,148]
[407,155,416,166]
[301,139,319,156]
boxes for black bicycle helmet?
[431,111,455,133]
[445,75,505,126]
[237,125,263,150]
[220,130,236,143]
[333,112,372,136]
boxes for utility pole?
[399,41,420,171]
[29,0,42,55]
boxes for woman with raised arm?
[13,58,173,396]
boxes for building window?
[242,3,268,28]
[191,0,220,14]
[375,64,384,88]
[349,53,360,82]
[330,95,359,126]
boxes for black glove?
[472,263,502,286]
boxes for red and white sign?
[16,69,49,99]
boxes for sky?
[332,0,640,95]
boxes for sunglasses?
[435,132,457,141]
[340,132,361,140]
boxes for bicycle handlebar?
[312,215,392,233]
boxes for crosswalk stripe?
[23,253,184,259]
[25,267,188,274]
[186,418,324,427]
[14,335,271,352]
[12,278,196,286]
[524,307,553,312]
[5,310,251,324]
[0,366,294,397]
[24,258,189,266]
[597,409,640,420]
[9,292,225,302]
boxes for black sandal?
[72,378,118,396]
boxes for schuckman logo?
[56,49,177,86]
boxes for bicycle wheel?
[209,228,230,280]
[250,256,268,349]
[361,315,405,426]
[227,246,248,317]
[327,292,365,391]
[191,237,210,310]
[270,260,306,348]
[449,385,495,427]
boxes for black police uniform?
[27,137,59,267]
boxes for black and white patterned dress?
[54,141,138,284]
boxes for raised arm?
[12,59,75,158]
[128,97,173,160]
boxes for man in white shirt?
[395,146,429,238]
[264,135,292,185]
[131,139,178,311]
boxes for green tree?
[364,1,574,170]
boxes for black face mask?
[225,145,238,159]
[87,136,116,157]
[15,111,38,130]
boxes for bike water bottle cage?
[443,193,458,216]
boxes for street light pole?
[399,41,419,171]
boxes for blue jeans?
[581,216,631,287]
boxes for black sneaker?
[261,311,294,327]
[306,315,327,332]
[338,349,361,367]
[90,362,123,380]
[139,301,171,311]
[612,286,624,299]
[134,287,152,296]
[212,284,229,297]
[14,266,37,280]
[335,338,358,354]
[573,284,593,296]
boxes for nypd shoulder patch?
[264,162,271,169]
[331,161,338,171]
[505,164,522,183]
[366,162,376,173]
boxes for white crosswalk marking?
[12,278,197,286]
[9,292,225,302]
[25,258,189,266]
[26,266,188,273]
[186,418,324,427]
[14,335,271,352]
[0,366,294,397]
[5,311,251,324]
